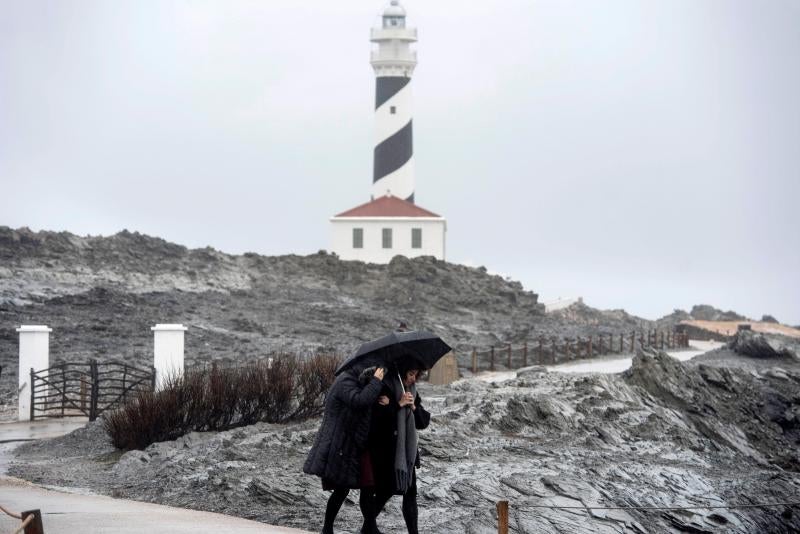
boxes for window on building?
[382,228,393,249]
[352,228,363,249]
[390,106,396,114]
[411,228,422,249]
[383,16,405,29]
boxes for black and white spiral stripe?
[373,76,414,203]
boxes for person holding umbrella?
[303,362,386,534]
[362,357,431,534]
[312,328,450,534]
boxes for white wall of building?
[330,217,446,263]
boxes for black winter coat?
[303,369,383,489]
[367,385,430,494]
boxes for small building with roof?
[330,194,446,263]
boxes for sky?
[1,0,798,324]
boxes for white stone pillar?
[17,325,52,421]
[151,324,187,390]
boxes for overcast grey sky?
[1,0,798,324]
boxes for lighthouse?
[370,0,417,203]
[330,1,446,264]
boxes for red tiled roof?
[334,195,441,218]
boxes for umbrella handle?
[398,372,406,396]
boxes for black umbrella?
[335,330,452,375]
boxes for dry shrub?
[292,353,341,420]
[104,373,189,450]
[104,353,341,450]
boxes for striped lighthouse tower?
[370,0,417,203]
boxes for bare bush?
[104,353,341,450]
[292,353,341,420]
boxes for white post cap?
[151,324,188,332]
[16,325,53,333]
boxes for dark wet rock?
[729,330,799,360]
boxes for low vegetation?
[104,353,340,450]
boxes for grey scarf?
[387,373,418,494]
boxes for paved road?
[474,340,724,381]
[0,476,313,534]
[0,418,89,443]
[0,419,314,533]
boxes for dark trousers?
[323,487,349,533]
[364,470,418,534]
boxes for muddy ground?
[10,346,800,534]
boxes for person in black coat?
[303,364,385,534]
[361,359,430,534]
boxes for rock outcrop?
[728,330,799,360]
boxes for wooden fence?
[463,330,689,373]
[30,359,155,421]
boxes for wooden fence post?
[619,333,624,353]
[507,344,512,369]
[61,363,66,417]
[551,338,558,364]
[497,500,509,534]
[89,359,99,422]
[490,347,495,372]
[472,348,478,374]
[122,363,128,402]
[630,331,635,352]
[21,509,44,534]
[80,376,87,412]
[30,368,35,421]
[523,342,528,367]
[588,336,593,358]
[538,337,544,365]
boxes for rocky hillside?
[0,226,666,365]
